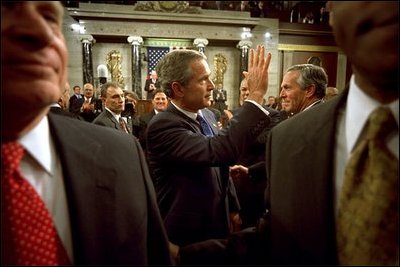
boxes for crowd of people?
[1,1,398,266]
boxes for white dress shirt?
[334,75,399,214]
[18,116,74,261]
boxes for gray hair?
[155,49,206,98]
[100,82,120,97]
[286,64,328,98]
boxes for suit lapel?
[105,110,119,130]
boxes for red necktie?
[1,142,71,265]
[119,117,129,133]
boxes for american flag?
[147,46,170,74]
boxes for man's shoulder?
[50,113,138,145]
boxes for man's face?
[104,86,125,114]
[268,97,275,105]
[153,92,168,112]
[1,2,68,113]
[83,85,94,98]
[328,1,398,88]
[280,70,307,114]
[74,86,81,95]
[181,59,214,112]
[239,80,249,104]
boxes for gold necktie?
[336,107,399,265]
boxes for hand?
[229,212,242,233]
[224,109,233,120]
[168,241,180,265]
[243,45,271,105]
[229,165,249,182]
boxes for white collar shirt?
[18,115,74,261]
[334,75,399,214]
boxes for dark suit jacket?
[263,89,348,265]
[47,113,172,265]
[78,97,102,122]
[50,106,83,120]
[92,109,127,133]
[69,94,84,114]
[138,110,156,150]
[178,93,346,265]
[146,102,270,246]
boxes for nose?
[279,89,286,98]
[10,3,55,50]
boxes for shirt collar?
[170,101,198,121]
[346,75,399,155]
[105,107,120,121]
[19,115,53,175]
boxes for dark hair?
[152,88,166,99]
[155,49,206,98]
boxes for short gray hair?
[286,64,328,98]
[100,82,120,97]
[155,49,206,98]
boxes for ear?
[305,84,316,98]
[171,81,184,98]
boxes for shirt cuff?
[244,99,270,116]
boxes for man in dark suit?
[50,82,83,120]
[78,83,102,122]
[144,70,160,100]
[1,2,172,265]
[68,85,83,113]
[212,83,227,114]
[263,2,398,265]
[146,46,272,251]
[92,82,130,133]
[138,89,168,150]
[229,78,282,229]
[178,1,399,265]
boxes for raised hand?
[243,45,272,105]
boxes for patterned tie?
[1,142,71,266]
[196,113,214,137]
[336,107,399,265]
[119,117,129,133]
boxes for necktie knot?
[366,107,397,141]
[2,142,25,175]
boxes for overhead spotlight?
[265,32,272,39]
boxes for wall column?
[193,38,209,54]
[237,40,253,82]
[127,36,143,99]
[80,34,95,85]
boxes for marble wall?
[63,3,283,109]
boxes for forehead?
[240,80,248,90]
[107,86,122,94]
[191,58,210,75]
[282,70,299,83]
[154,92,167,98]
